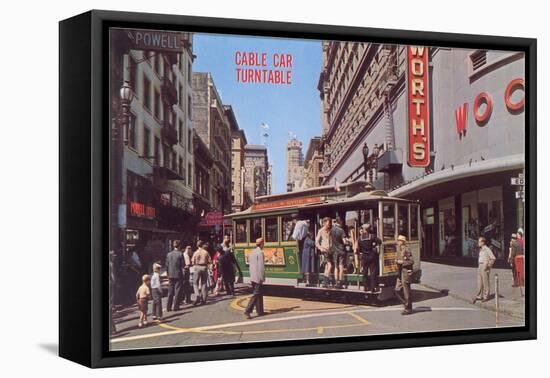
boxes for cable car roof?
[225,183,418,219]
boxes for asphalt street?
[110,284,524,351]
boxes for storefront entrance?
[461,186,504,259]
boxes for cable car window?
[282,215,295,241]
[235,220,247,244]
[382,203,396,240]
[265,217,279,243]
[250,218,263,242]
[410,205,419,241]
[398,205,409,239]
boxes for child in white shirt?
[151,263,163,321]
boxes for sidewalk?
[419,261,526,319]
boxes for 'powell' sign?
[124,29,188,52]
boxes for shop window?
[410,205,419,241]
[235,220,247,244]
[250,218,263,242]
[265,217,279,243]
[440,208,457,256]
[281,215,296,241]
[398,205,409,239]
[382,203,395,240]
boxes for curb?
[419,282,525,320]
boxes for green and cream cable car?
[225,181,422,300]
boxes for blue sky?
[193,33,322,194]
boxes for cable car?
[225,181,422,300]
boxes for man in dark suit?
[165,240,184,312]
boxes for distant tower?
[286,134,304,192]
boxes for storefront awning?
[390,154,524,199]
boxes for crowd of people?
[472,227,526,304]
[293,216,383,292]
[294,216,415,315]
[118,219,527,330]
[129,235,242,329]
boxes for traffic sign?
[515,191,525,199]
[511,177,525,186]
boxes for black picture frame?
[59,9,537,368]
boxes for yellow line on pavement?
[111,306,475,344]
[229,295,358,313]
[348,312,370,325]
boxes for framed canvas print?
[59,10,536,368]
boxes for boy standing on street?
[151,263,163,321]
[136,274,151,328]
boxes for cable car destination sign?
[407,46,431,167]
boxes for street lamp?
[119,81,134,145]
[362,142,369,181]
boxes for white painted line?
[111,306,476,344]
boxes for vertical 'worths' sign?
[407,46,430,167]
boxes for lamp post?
[110,80,134,263]
[362,142,369,181]
[119,80,134,145]
[371,143,379,182]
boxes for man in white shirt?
[244,238,266,319]
[473,236,496,303]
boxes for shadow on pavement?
[265,306,300,314]
[412,306,432,313]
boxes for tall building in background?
[318,41,526,262]
[318,41,404,190]
[109,30,196,280]
[192,72,232,215]
[226,105,250,212]
[286,137,304,192]
[244,144,269,202]
[302,137,323,189]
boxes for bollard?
[495,274,499,327]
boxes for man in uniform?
[331,217,348,289]
[395,235,414,315]
[356,224,382,293]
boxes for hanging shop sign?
[406,46,431,167]
[128,201,156,219]
[198,211,223,227]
